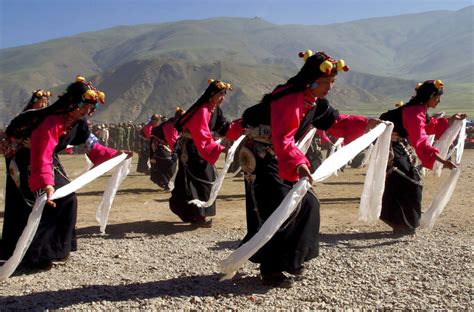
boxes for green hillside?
[1,7,472,125]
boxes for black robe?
[168,107,230,222]
[240,98,339,273]
[0,119,90,266]
[380,107,423,229]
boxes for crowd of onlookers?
[1,117,473,157]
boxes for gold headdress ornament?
[395,100,404,107]
[76,75,86,83]
[175,106,186,116]
[76,75,106,104]
[34,89,52,98]
[434,79,444,90]
[415,79,444,91]
[299,50,350,74]
[208,79,232,91]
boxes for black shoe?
[190,218,213,228]
[55,254,70,262]
[261,272,294,288]
[286,265,305,276]
[392,226,416,236]
[29,260,54,271]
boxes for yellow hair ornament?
[434,79,444,90]
[76,75,86,83]
[299,50,314,62]
[34,89,52,98]
[97,91,106,104]
[336,59,349,72]
[395,101,404,107]
[213,80,232,90]
[83,89,98,101]
[208,79,215,84]
[319,60,334,75]
[415,82,423,90]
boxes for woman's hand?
[436,154,458,170]
[116,150,133,159]
[448,113,467,124]
[366,118,383,131]
[297,164,313,184]
[43,185,56,207]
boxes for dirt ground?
[1,149,472,237]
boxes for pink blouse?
[29,115,117,192]
[402,105,449,169]
[271,89,368,182]
[162,120,179,150]
[182,103,244,164]
[142,123,153,140]
[316,129,332,145]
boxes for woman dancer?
[379,80,466,235]
[1,76,131,270]
[169,80,243,226]
[239,50,379,287]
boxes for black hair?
[6,81,92,138]
[175,81,227,132]
[403,80,444,107]
[258,52,337,105]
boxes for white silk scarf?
[220,123,392,279]
[0,154,129,280]
[188,135,246,208]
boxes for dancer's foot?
[261,271,294,288]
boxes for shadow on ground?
[77,188,161,197]
[0,273,269,310]
[320,231,409,249]
[77,220,222,238]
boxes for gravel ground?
[0,224,471,310]
[0,152,472,310]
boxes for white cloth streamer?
[329,138,344,177]
[420,119,466,231]
[421,135,435,176]
[455,119,466,164]
[167,161,178,191]
[432,119,464,176]
[220,124,388,279]
[96,158,132,233]
[296,128,317,154]
[420,168,461,231]
[0,154,129,281]
[188,135,246,208]
[358,123,394,222]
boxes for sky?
[0,0,472,49]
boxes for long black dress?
[379,107,423,229]
[240,97,339,274]
[0,120,91,266]
[168,107,231,222]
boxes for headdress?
[298,50,349,76]
[6,75,106,138]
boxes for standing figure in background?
[137,115,161,174]
[0,75,131,270]
[150,107,185,190]
[170,80,243,226]
[379,80,466,235]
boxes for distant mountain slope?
[1,7,472,124]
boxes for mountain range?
[0,6,472,125]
